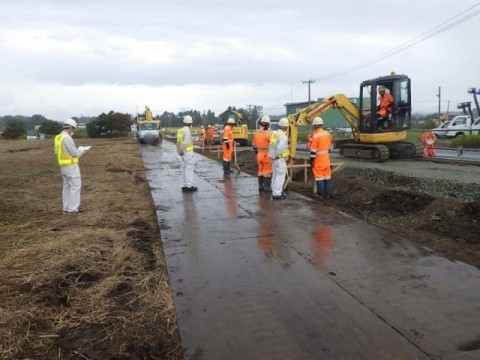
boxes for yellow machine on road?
[136,106,161,145]
[287,73,420,162]
[218,109,250,146]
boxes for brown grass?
[0,138,183,359]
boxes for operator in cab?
[377,85,394,129]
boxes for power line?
[269,3,480,111]
[313,3,480,82]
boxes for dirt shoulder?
[0,139,183,359]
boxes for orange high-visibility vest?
[377,93,394,118]
[310,128,332,180]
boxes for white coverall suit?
[55,131,84,213]
[177,126,195,188]
[268,130,289,197]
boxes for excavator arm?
[287,94,360,158]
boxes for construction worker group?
[177,114,333,200]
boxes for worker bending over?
[268,117,290,200]
[309,117,333,198]
[222,118,235,173]
[252,115,273,192]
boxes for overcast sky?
[0,0,479,121]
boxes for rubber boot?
[263,177,272,192]
[258,176,265,191]
[316,180,325,197]
[324,180,332,198]
[223,161,233,173]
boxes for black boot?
[258,176,265,191]
[223,161,233,173]
[264,177,272,192]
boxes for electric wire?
[313,4,480,82]
[271,3,480,106]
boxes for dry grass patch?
[0,138,182,359]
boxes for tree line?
[0,105,265,140]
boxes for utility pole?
[246,104,254,129]
[303,79,315,103]
[467,88,480,117]
[436,86,441,120]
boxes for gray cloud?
[0,0,479,119]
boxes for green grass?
[451,134,480,148]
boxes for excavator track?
[339,143,390,162]
[337,141,422,162]
[386,141,423,159]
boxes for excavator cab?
[358,74,412,134]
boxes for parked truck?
[445,101,480,137]
[445,114,480,137]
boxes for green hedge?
[450,134,480,148]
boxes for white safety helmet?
[227,118,235,124]
[183,115,193,124]
[312,117,324,126]
[378,85,386,92]
[63,118,78,129]
[278,117,289,127]
[260,115,271,124]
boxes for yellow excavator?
[287,73,421,162]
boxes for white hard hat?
[201,125,204,128]
[278,117,289,127]
[378,85,386,92]
[227,118,235,124]
[63,118,78,129]
[183,115,193,124]
[312,117,324,126]
[261,115,271,124]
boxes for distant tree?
[40,120,63,136]
[206,110,216,123]
[86,111,131,138]
[1,119,26,139]
[0,115,19,131]
[159,111,182,127]
[30,114,48,129]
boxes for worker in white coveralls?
[268,117,290,200]
[54,118,88,215]
[176,115,198,192]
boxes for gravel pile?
[338,167,480,203]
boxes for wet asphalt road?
[142,141,480,360]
